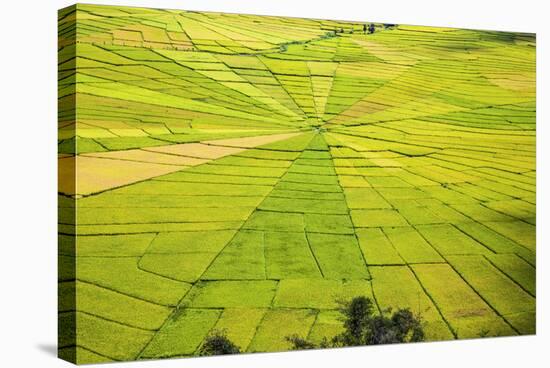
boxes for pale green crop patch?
[247,309,317,352]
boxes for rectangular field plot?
[273,279,373,309]
[72,312,154,361]
[383,226,444,263]
[416,224,493,256]
[265,231,322,279]
[75,281,172,330]
[141,309,221,358]
[183,280,278,308]
[77,257,192,306]
[59,3,536,364]
[356,228,405,265]
[307,233,370,279]
[411,264,516,338]
[486,253,536,296]
[247,309,317,353]
[212,308,267,351]
[307,310,345,344]
[446,255,535,333]
[201,230,266,280]
[370,266,454,340]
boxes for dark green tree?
[286,334,318,350]
[337,296,375,345]
[368,23,375,34]
[288,296,425,350]
[198,330,241,356]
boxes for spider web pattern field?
[58,4,535,364]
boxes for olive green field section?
[202,134,370,281]
[411,264,517,338]
[370,266,454,340]
[59,3,535,364]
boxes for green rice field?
[58,4,536,364]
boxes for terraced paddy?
[58,4,536,364]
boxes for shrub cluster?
[287,296,424,349]
[198,330,241,356]
[197,296,424,356]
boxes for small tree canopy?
[368,23,376,34]
[198,330,241,356]
[194,296,424,356]
[286,334,317,350]
[288,296,425,350]
[338,296,375,345]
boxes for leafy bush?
[368,24,376,34]
[196,296,424,356]
[288,296,424,350]
[286,334,318,350]
[198,330,241,356]
[320,31,337,39]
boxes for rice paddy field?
[58,4,536,364]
